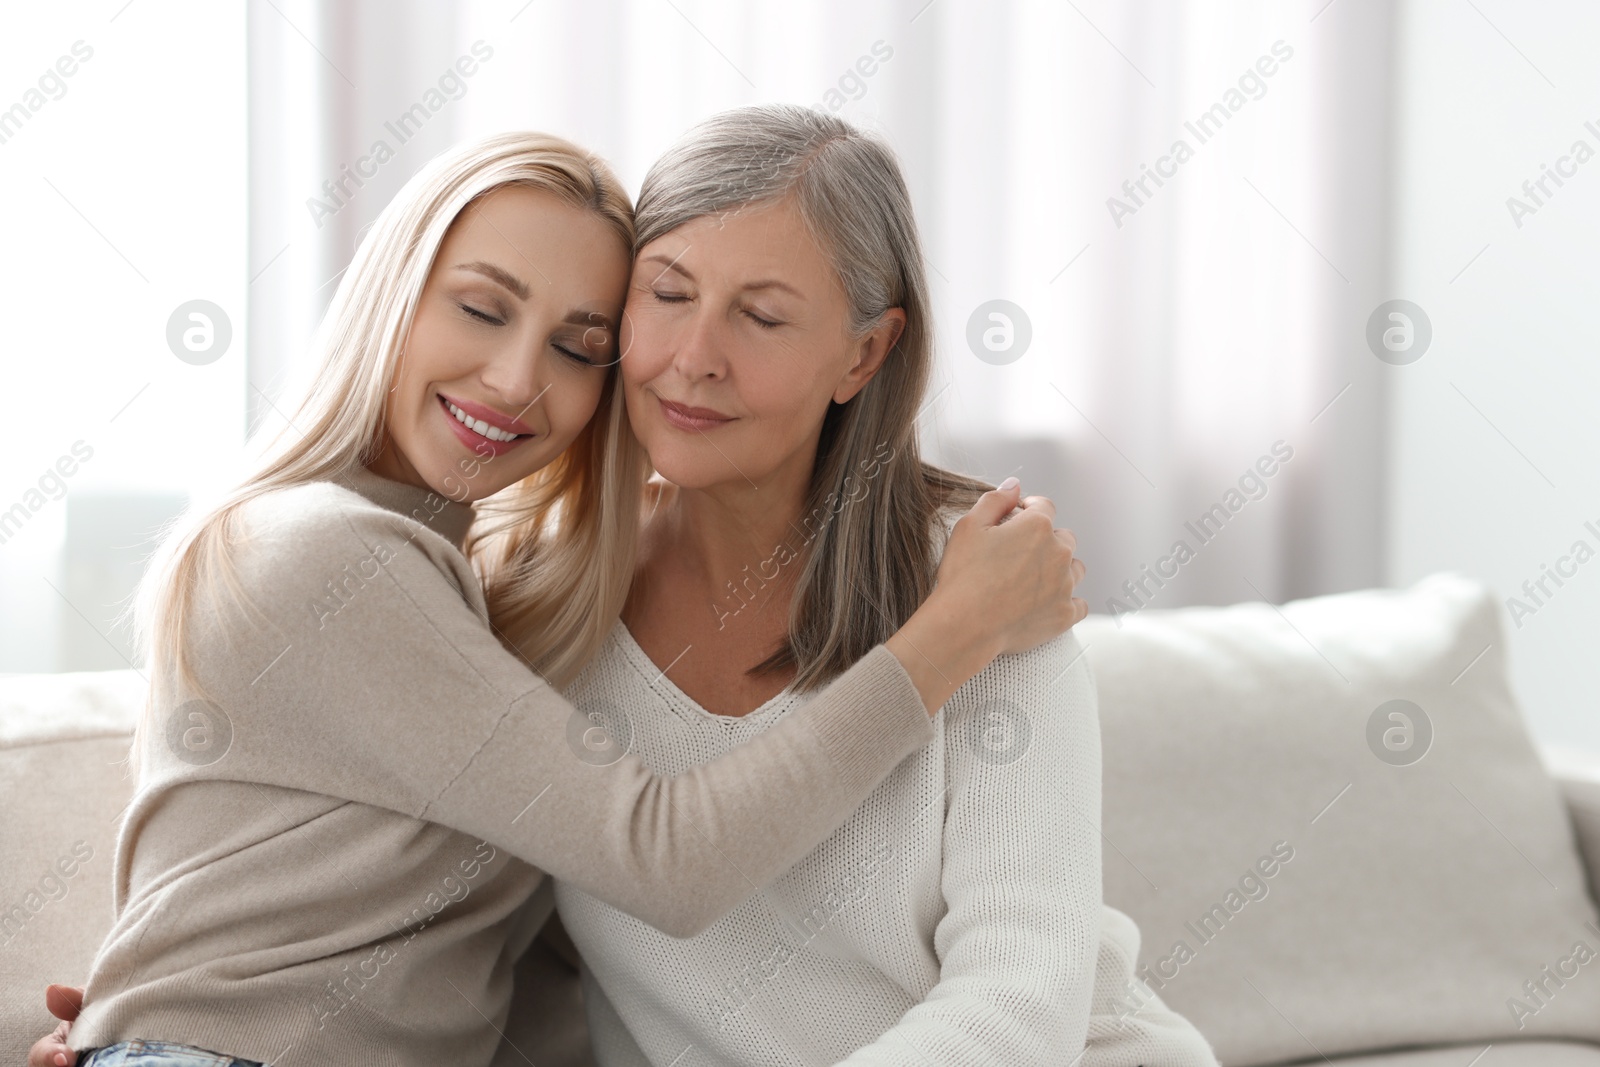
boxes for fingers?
[1013,494,1056,524]
[961,478,1024,528]
[46,985,84,1022]
[27,1029,75,1067]
[32,985,82,1067]
[1047,528,1085,591]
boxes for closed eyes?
[651,290,782,329]
[460,302,603,367]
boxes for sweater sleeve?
[830,632,1102,1066]
[1080,906,1223,1066]
[180,485,934,938]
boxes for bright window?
[0,2,246,671]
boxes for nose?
[671,305,730,382]
[478,335,547,411]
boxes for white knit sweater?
[553,624,1219,1067]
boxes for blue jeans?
[80,1041,264,1067]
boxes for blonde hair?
[635,105,986,692]
[133,132,645,746]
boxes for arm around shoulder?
[182,484,939,937]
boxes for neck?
[660,461,813,595]
[624,440,825,707]
[366,435,427,493]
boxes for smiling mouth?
[437,395,532,443]
[657,397,734,432]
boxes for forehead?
[441,185,630,286]
[640,197,834,285]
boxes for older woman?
[550,105,1218,1066]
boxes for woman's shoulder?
[235,477,358,528]
[921,494,1093,688]
[943,628,1094,727]
[940,629,1096,773]
[977,630,1092,691]
[178,477,482,668]
[220,476,461,595]
[231,478,398,555]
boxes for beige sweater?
[71,465,934,1067]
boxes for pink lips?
[657,397,735,433]
[438,392,536,435]
[436,393,536,458]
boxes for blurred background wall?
[1,0,1596,752]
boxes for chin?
[644,460,726,491]
[418,436,546,502]
[641,441,746,492]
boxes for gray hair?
[635,105,987,690]
[637,105,923,344]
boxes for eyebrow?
[455,261,529,301]
[456,261,614,332]
[640,253,804,299]
[566,308,616,332]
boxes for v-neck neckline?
[611,621,799,725]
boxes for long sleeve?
[829,632,1102,1066]
[827,632,1219,1067]
[1080,906,1223,1067]
[174,481,934,938]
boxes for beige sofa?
[4,572,1600,1065]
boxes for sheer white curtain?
[247,0,1397,612]
[0,2,245,672]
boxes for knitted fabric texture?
[70,465,935,1067]
[555,625,1220,1066]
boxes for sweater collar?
[331,464,477,551]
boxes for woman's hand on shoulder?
[938,479,1087,655]
[889,480,1086,713]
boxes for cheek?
[618,315,673,389]
[740,350,836,426]
[394,312,470,412]
[385,350,426,439]
[553,371,610,440]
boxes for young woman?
[30,131,1085,1067]
[546,105,1220,1066]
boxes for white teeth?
[445,400,521,443]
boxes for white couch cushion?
[1543,745,1600,909]
[1080,573,1600,1066]
[1323,1041,1600,1067]
[0,670,143,1061]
